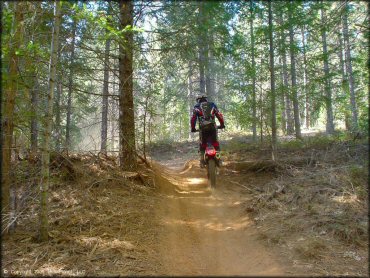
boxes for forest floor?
[2,133,368,276]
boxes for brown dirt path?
[152,160,291,276]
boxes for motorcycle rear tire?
[207,159,216,188]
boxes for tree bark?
[119,0,137,171]
[281,32,294,135]
[30,78,39,157]
[321,4,335,134]
[250,1,257,142]
[259,53,264,143]
[301,26,310,129]
[288,2,302,139]
[278,12,294,136]
[55,80,62,152]
[2,2,23,217]
[110,97,116,151]
[101,37,111,153]
[268,0,277,158]
[338,20,351,131]
[198,2,206,96]
[206,33,216,100]
[65,17,77,151]
[188,61,194,140]
[110,59,118,151]
[54,37,63,152]
[342,1,358,131]
[279,55,287,135]
[39,0,61,241]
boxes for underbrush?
[2,153,158,276]
[228,134,368,275]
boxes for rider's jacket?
[191,101,224,130]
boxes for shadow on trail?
[152,158,286,276]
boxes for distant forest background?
[2,1,368,155]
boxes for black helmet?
[196,95,208,103]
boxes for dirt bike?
[195,126,222,188]
[204,142,221,188]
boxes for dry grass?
[223,135,368,276]
[2,153,160,276]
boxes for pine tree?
[39,0,62,241]
[2,1,24,232]
[268,0,277,157]
[119,0,137,170]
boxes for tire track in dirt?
[152,160,288,276]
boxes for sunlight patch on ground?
[163,216,250,232]
[77,236,135,251]
[174,189,211,197]
[332,195,359,204]
[204,216,250,231]
[185,178,207,185]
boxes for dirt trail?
[152,160,289,276]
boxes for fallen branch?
[230,180,257,193]
[136,151,151,168]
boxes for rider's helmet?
[196,95,208,103]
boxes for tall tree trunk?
[199,50,206,95]
[278,12,294,135]
[343,1,358,131]
[338,26,346,82]
[143,93,149,160]
[250,0,257,142]
[55,80,62,152]
[259,53,264,143]
[40,0,61,241]
[206,33,216,100]
[30,3,42,156]
[268,0,277,159]
[198,2,206,96]
[288,2,302,139]
[281,31,294,135]
[110,98,116,151]
[111,59,118,151]
[338,22,351,130]
[321,4,335,134]
[30,78,39,157]
[100,37,111,153]
[2,2,23,219]
[54,39,63,152]
[119,0,136,170]
[148,111,153,149]
[279,56,287,135]
[301,26,310,129]
[65,17,77,151]
[188,61,194,140]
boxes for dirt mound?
[152,160,211,197]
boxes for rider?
[190,95,225,167]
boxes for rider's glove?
[191,127,197,133]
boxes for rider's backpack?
[199,102,215,131]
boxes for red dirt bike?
[195,126,222,188]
